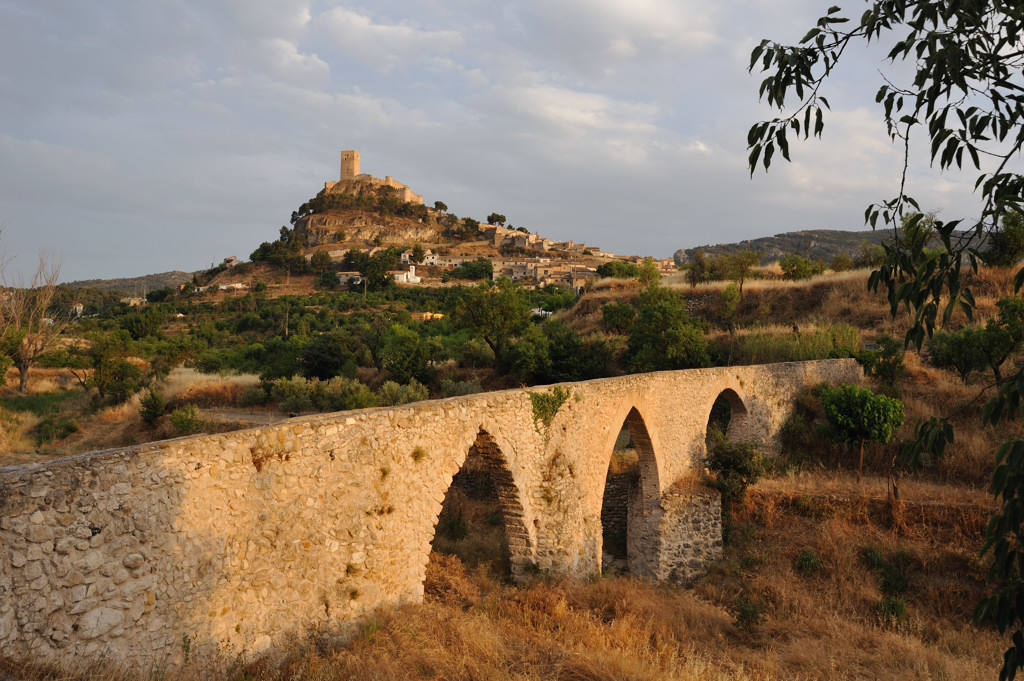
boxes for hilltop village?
[202,150,675,296]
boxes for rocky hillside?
[295,209,443,247]
[65,270,195,295]
[673,229,890,265]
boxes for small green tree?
[452,279,530,367]
[310,250,332,275]
[725,249,761,297]
[433,201,448,213]
[139,388,166,426]
[486,212,507,226]
[627,289,710,372]
[637,257,661,286]
[928,329,986,382]
[779,253,825,280]
[984,210,1024,267]
[410,243,426,264]
[831,252,854,272]
[821,384,905,481]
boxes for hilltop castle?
[322,150,423,205]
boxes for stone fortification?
[323,150,423,205]
[0,360,861,669]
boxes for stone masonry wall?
[0,360,861,669]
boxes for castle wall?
[0,360,861,669]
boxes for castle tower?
[340,150,360,179]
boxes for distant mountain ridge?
[65,270,195,295]
[673,229,892,265]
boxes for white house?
[391,265,422,284]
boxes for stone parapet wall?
[0,360,861,669]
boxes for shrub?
[831,252,854,272]
[601,302,635,334]
[732,594,766,633]
[856,334,905,389]
[169,405,204,435]
[627,290,710,372]
[317,377,379,411]
[271,376,314,413]
[239,385,271,407]
[795,549,823,575]
[779,253,826,280]
[440,378,482,397]
[706,436,764,530]
[876,596,908,623]
[378,379,429,406]
[139,389,166,426]
[32,416,78,446]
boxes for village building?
[391,265,422,284]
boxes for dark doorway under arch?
[599,407,660,577]
[428,429,531,584]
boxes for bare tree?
[0,252,65,392]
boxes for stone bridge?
[0,359,860,668]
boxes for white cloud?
[319,7,463,71]
[257,38,329,84]
[494,84,659,133]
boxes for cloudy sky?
[0,0,982,281]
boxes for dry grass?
[161,367,260,402]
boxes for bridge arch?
[428,428,534,580]
[705,387,752,444]
[600,406,662,577]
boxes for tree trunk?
[17,361,29,393]
[858,438,865,482]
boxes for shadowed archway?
[706,388,750,447]
[429,429,533,582]
[600,407,661,577]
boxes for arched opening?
[428,429,531,583]
[706,388,749,449]
[600,407,660,577]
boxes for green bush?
[706,436,764,521]
[32,416,78,446]
[856,334,905,389]
[596,261,641,278]
[779,253,826,280]
[271,376,314,413]
[238,385,271,407]
[439,378,482,397]
[139,389,166,426]
[169,405,204,436]
[601,302,635,334]
[627,290,709,372]
[378,379,429,406]
[795,549,823,575]
[315,377,379,411]
[876,596,908,623]
[732,594,766,632]
[830,252,854,272]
